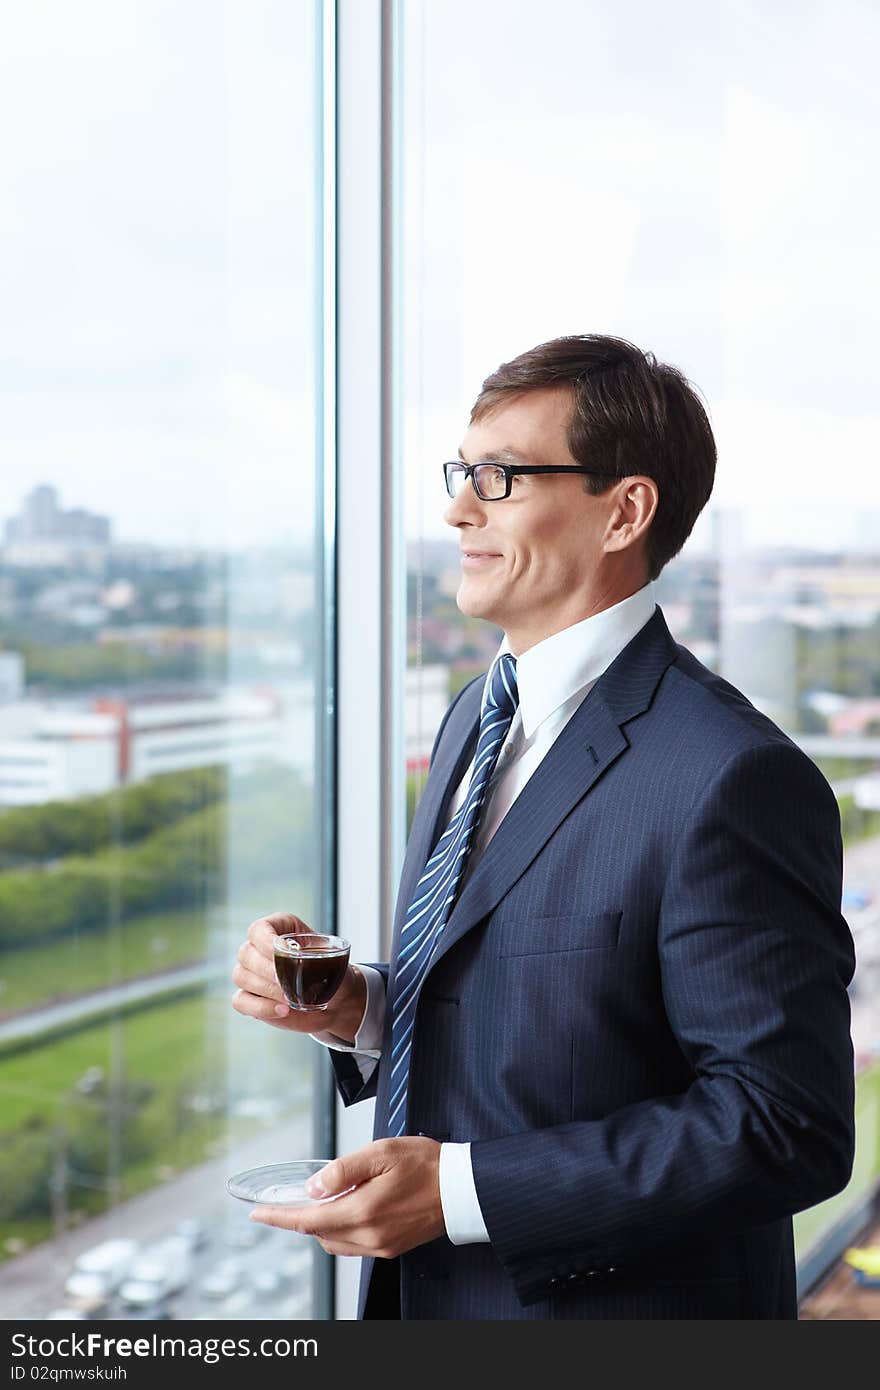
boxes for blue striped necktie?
[386,651,519,1138]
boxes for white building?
[0,689,293,807]
[0,664,454,807]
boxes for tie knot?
[486,652,519,720]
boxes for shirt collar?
[484,582,658,741]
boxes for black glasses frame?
[443,460,617,501]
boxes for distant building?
[828,698,880,738]
[0,687,294,806]
[0,667,453,806]
[2,484,111,566]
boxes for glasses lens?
[446,463,507,499]
[474,464,508,499]
[446,464,464,497]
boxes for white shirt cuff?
[438,1142,490,1244]
[309,964,385,1068]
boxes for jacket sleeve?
[470,740,856,1306]
[327,673,486,1108]
[325,963,389,1105]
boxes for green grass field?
[0,881,312,1019]
[0,986,314,1260]
[0,990,311,1131]
[0,908,208,1017]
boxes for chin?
[456,588,495,623]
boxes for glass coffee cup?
[273,933,351,1012]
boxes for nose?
[443,473,487,529]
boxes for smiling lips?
[461,550,502,565]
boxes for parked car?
[64,1239,138,1308]
[118,1237,192,1309]
[70,1238,138,1284]
[173,1218,209,1253]
[62,1271,114,1314]
[117,1277,176,1310]
[198,1259,244,1300]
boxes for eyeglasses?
[443,460,614,501]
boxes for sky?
[1,0,878,555]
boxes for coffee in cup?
[273,933,351,1012]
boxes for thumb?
[305,1143,390,1198]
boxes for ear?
[622,477,658,534]
[605,477,657,552]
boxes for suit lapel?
[387,685,481,957]
[422,603,679,977]
[423,690,624,974]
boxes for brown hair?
[470,334,716,583]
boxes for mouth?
[461,551,502,566]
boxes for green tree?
[0,1119,54,1221]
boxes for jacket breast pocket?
[497,909,622,957]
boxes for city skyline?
[2,479,880,559]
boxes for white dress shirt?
[311,580,658,1243]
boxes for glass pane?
[400,0,879,1290]
[0,0,326,1320]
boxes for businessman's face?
[445,385,652,654]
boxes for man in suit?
[232,334,855,1319]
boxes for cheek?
[549,528,584,573]
[518,538,564,579]
[509,514,576,579]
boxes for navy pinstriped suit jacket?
[329,604,856,1319]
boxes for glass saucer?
[226,1160,355,1206]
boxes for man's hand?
[248,1138,445,1258]
[231,912,367,1043]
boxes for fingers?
[306,1141,396,1198]
[232,913,315,1027]
[233,941,283,994]
[246,1139,437,1260]
[249,1194,359,1239]
[247,1201,392,1260]
[239,913,314,973]
[247,913,311,955]
[231,962,285,1007]
[231,988,290,1025]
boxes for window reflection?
[0,1,324,1321]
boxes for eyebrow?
[456,445,534,465]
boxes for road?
[0,963,217,1047]
[0,1112,328,1321]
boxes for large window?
[1,0,876,1327]
[400,0,880,1290]
[0,1,329,1320]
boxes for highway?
[0,962,215,1047]
[0,1114,327,1321]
